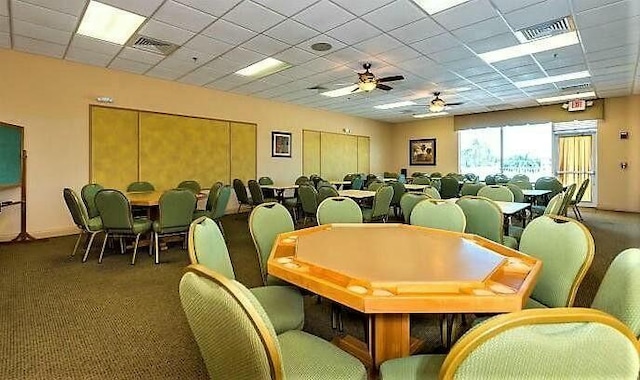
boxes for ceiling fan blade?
[351,86,361,93]
[376,83,393,91]
[377,75,405,83]
[446,102,464,106]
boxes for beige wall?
[0,49,391,239]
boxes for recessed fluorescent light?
[479,31,579,63]
[77,1,145,45]
[413,112,449,118]
[374,101,416,110]
[411,0,471,14]
[321,85,361,98]
[536,91,596,104]
[515,71,591,88]
[235,58,291,78]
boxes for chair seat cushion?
[508,225,524,241]
[132,219,152,234]
[192,209,212,220]
[250,286,304,335]
[152,221,189,234]
[379,354,445,380]
[266,274,290,287]
[525,297,548,309]
[531,205,546,216]
[278,330,367,380]
[502,235,518,249]
[361,208,373,221]
[87,216,103,231]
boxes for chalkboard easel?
[10,150,36,242]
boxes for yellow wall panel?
[230,122,256,183]
[321,133,358,180]
[303,130,320,176]
[357,136,370,174]
[90,106,138,189]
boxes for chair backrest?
[383,171,397,178]
[178,180,202,194]
[412,176,431,185]
[438,308,640,380]
[367,181,384,191]
[460,182,483,197]
[389,181,406,206]
[519,215,594,308]
[211,186,232,220]
[258,177,274,185]
[81,183,103,218]
[206,182,223,211]
[157,189,197,231]
[369,185,394,220]
[316,197,363,225]
[494,173,510,184]
[477,185,514,202]
[510,174,530,182]
[317,185,339,203]
[399,193,430,223]
[463,173,478,183]
[126,181,155,192]
[94,189,134,232]
[456,196,504,244]
[430,172,442,178]
[188,217,235,279]
[248,180,265,205]
[509,179,533,190]
[343,174,355,182]
[439,176,460,199]
[423,186,441,200]
[558,183,576,216]
[233,179,250,205]
[295,176,309,185]
[542,192,563,215]
[484,175,496,185]
[298,184,318,214]
[249,203,295,284]
[398,174,407,184]
[180,265,283,379]
[534,176,564,197]
[63,188,90,229]
[573,177,590,204]
[351,176,364,190]
[591,248,640,338]
[410,199,466,232]
[505,183,525,203]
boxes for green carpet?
[0,208,637,379]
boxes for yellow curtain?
[558,135,592,201]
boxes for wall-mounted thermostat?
[620,131,629,139]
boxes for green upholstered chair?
[193,182,222,220]
[463,173,478,183]
[380,308,640,380]
[484,175,496,185]
[249,202,295,286]
[439,176,459,199]
[570,178,590,221]
[298,184,319,225]
[258,177,277,207]
[477,185,514,202]
[509,179,533,190]
[456,196,518,249]
[389,181,406,217]
[188,217,304,336]
[400,193,430,223]
[350,176,364,190]
[422,186,441,200]
[460,182,483,196]
[494,173,510,184]
[362,185,394,223]
[383,171,398,178]
[430,172,442,178]
[126,181,155,192]
[410,199,466,232]
[519,215,594,308]
[317,197,363,225]
[317,185,339,204]
[81,183,103,219]
[558,183,577,217]
[152,189,197,264]
[534,176,564,198]
[233,178,252,213]
[180,265,367,380]
[95,189,152,265]
[411,172,424,178]
[412,176,431,185]
[367,180,384,191]
[248,179,274,206]
[505,183,525,203]
[177,180,201,194]
[210,185,232,238]
[510,192,564,241]
[63,188,103,262]
[591,248,640,338]
[364,174,378,188]
[511,173,530,182]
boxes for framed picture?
[409,138,437,166]
[272,131,292,158]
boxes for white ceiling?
[2,0,639,122]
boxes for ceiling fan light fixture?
[414,112,449,118]
[429,98,446,113]
[358,82,377,92]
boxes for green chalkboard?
[0,122,23,188]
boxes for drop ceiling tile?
[13,35,66,58]
[591,64,636,77]
[429,46,475,64]
[491,0,544,13]
[376,46,421,64]
[296,34,346,56]
[139,19,196,45]
[153,56,201,74]
[20,0,86,17]
[585,44,638,63]
[322,46,370,65]
[297,57,342,74]
[325,18,381,45]
[273,47,317,65]
[572,0,627,13]
[597,88,631,97]
[146,66,184,80]
[0,15,10,32]
[361,0,424,32]
[173,0,242,16]
[205,56,245,73]
[279,64,315,79]
[202,19,256,45]
[0,1,7,16]
[589,54,637,69]
[388,17,445,44]
[540,58,587,71]
[432,0,498,30]
[220,46,266,65]
[100,0,164,16]
[12,0,78,32]
[69,34,123,55]
[411,33,460,55]
[452,64,497,77]
[117,47,164,64]
[451,17,512,43]
[544,64,588,75]
[492,56,537,71]
[329,0,394,16]
[184,35,234,61]
[223,1,285,33]
[445,56,490,70]
[109,57,154,74]
[253,0,319,16]
[395,56,442,77]
[178,65,225,85]
[503,0,571,31]
[241,34,289,56]
[171,46,213,64]
[260,72,295,86]
[501,64,543,76]
[231,79,274,95]
[466,33,519,54]
[264,19,318,45]
[352,34,403,56]
[533,44,584,62]
[576,0,640,29]
[66,46,115,66]
[0,31,9,48]
[153,1,216,33]
[12,19,72,45]
[294,1,355,33]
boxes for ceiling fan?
[354,63,404,92]
[426,92,464,112]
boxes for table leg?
[370,313,411,369]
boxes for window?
[459,128,500,179]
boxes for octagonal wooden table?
[268,223,541,369]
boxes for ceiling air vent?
[515,16,575,43]
[560,83,591,91]
[127,35,179,56]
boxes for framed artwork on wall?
[409,138,436,166]
[272,131,292,158]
